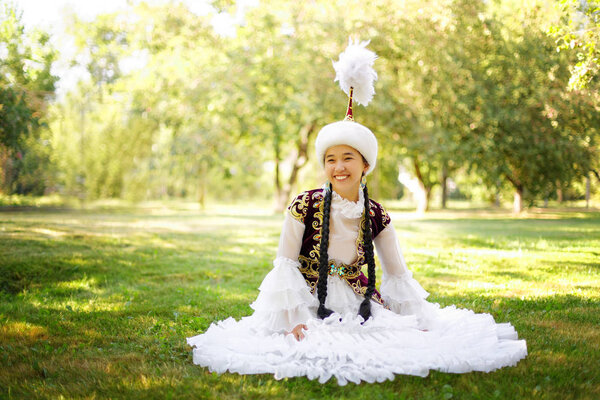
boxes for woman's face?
[324,144,369,200]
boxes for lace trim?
[331,189,364,219]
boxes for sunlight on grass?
[56,276,99,291]
[30,227,68,237]
[534,319,600,342]
[0,321,48,342]
[0,203,598,399]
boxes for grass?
[0,201,599,399]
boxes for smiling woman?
[186,39,527,385]
[323,145,368,202]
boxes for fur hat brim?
[315,120,377,175]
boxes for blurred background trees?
[0,2,57,195]
[550,0,599,92]
[1,0,598,212]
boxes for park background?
[1,0,599,399]
[1,0,599,212]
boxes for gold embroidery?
[355,210,366,266]
[309,190,325,260]
[298,255,319,278]
[288,192,309,224]
[370,199,391,231]
[298,257,363,280]
[296,189,388,306]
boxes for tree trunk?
[556,180,563,203]
[273,131,284,211]
[505,173,523,214]
[494,180,501,207]
[586,172,590,209]
[441,163,448,209]
[513,187,523,214]
[198,185,205,209]
[413,158,430,213]
[78,100,87,207]
[273,122,317,212]
[0,145,11,194]
[426,185,433,210]
[198,161,206,210]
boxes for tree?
[51,3,268,203]
[461,1,598,212]
[370,0,489,212]
[370,0,597,212]
[0,2,57,194]
[550,0,600,91]
[44,0,599,211]
[227,1,351,211]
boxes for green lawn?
[1,202,598,399]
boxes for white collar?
[330,188,364,219]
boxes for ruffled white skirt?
[187,260,527,385]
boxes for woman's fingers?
[291,324,308,341]
[286,323,309,341]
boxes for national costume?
[186,39,527,385]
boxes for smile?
[334,175,349,181]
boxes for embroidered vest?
[287,188,391,305]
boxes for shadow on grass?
[416,216,600,233]
[540,259,600,272]
[2,207,599,398]
[2,285,598,399]
[0,228,271,295]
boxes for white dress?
[187,190,527,385]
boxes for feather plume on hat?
[315,39,379,174]
[332,38,378,109]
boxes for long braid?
[358,183,376,322]
[317,183,334,319]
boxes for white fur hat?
[315,39,378,175]
[315,120,378,175]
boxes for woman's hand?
[288,324,308,341]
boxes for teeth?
[335,176,349,180]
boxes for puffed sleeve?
[375,222,440,328]
[249,212,318,333]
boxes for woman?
[187,40,527,385]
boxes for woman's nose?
[334,162,345,171]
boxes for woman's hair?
[316,179,376,322]
[316,182,334,319]
[358,183,376,321]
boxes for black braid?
[358,183,376,322]
[317,183,334,319]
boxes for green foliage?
[0,1,57,194]
[0,86,32,150]
[549,0,600,91]
[464,3,596,199]
[50,3,274,202]
[369,0,599,209]
[8,0,598,210]
[0,204,598,398]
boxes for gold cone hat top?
[344,87,354,122]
